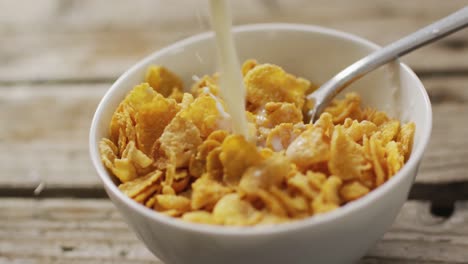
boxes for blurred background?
[1,1,468,263]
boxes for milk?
[209,0,250,140]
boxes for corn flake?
[324,93,362,124]
[158,115,202,184]
[262,102,303,128]
[244,63,310,111]
[191,175,232,210]
[329,126,370,180]
[99,138,119,171]
[219,135,262,186]
[118,170,162,198]
[191,74,220,97]
[241,59,258,76]
[314,112,334,138]
[340,181,370,202]
[213,193,262,226]
[180,95,229,138]
[368,133,387,186]
[182,211,220,225]
[343,119,378,143]
[312,176,342,214]
[378,120,400,145]
[155,194,191,212]
[270,186,309,217]
[266,123,304,151]
[397,122,416,161]
[241,154,289,189]
[286,126,330,169]
[362,107,390,126]
[145,65,184,98]
[386,141,404,177]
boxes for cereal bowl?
[90,24,432,264]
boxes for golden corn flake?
[155,194,191,212]
[286,126,330,169]
[207,130,229,143]
[100,60,416,226]
[340,181,370,202]
[213,193,262,226]
[171,175,191,193]
[324,93,362,124]
[158,115,202,185]
[270,186,309,217]
[362,107,390,126]
[397,122,416,161]
[191,74,220,97]
[287,171,325,200]
[257,213,288,225]
[241,59,258,76]
[368,133,387,187]
[188,156,205,178]
[121,141,153,170]
[180,95,229,138]
[239,154,290,193]
[329,126,370,180]
[244,64,310,111]
[262,102,303,128]
[99,138,119,171]
[145,65,184,98]
[110,158,137,182]
[134,184,160,204]
[182,211,219,225]
[110,83,181,156]
[206,147,224,180]
[191,175,232,210]
[118,170,162,198]
[385,141,404,177]
[197,139,222,160]
[135,95,180,156]
[159,116,202,165]
[378,120,400,145]
[343,119,378,143]
[266,123,304,151]
[219,135,262,186]
[312,176,342,214]
[314,112,334,139]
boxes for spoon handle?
[308,6,468,120]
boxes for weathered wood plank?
[0,76,467,189]
[1,199,467,263]
[419,77,468,183]
[0,84,107,189]
[0,0,467,81]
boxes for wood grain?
[1,76,467,189]
[0,84,107,189]
[1,199,467,263]
[0,0,467,82]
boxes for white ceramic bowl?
[90,24,432,264]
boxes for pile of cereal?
[99,60,415,226]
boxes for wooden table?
[1,1,468,263]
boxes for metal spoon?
[307,6,468,122]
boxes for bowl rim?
[89,23,432,236]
